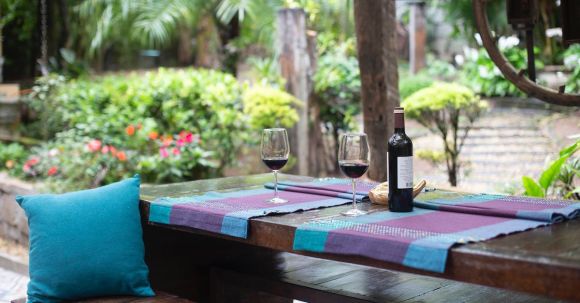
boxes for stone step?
[461,145,552,154]
[461,154,548,163]
[462,137,551,146]
[464,129,542,138]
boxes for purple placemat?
[148,178,374,238]
[294,191,580,273]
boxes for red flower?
[125,125,136,136]
[159,148,169,158]
[148,131,159,140]
[23,164,31,173]
[176,138,186,147]
[109,146,117,156]
[87,140,102,152]
[184,132,194,144]
[25,157,40,167]
[47,166,58,176]
[101,146,110,154]
[116,151,127,162]
[172,147,181,156]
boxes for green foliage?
[459,42,544,97]
[415,149,445,165]
[522,140,580,199]
[403,82,488,186]
[399,74,434,100]
[24,74,68,140]
[0,143,29,177]
[242,85,302,130]
[436,0,509,45]
[403,82,487,116]
[19,68,289,190]
[313,38,361,133]
[563,45,580,93]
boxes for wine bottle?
[388,107,414,212]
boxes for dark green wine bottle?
[388,107,414,212]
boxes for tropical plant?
[522,140,580,200]
[402,82,488,186]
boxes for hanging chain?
[40,0,48,64]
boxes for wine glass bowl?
[338,133,370,216]
[261,128,290,204]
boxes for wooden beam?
[354,0,400,181]
[409,3,426,74]
[277,8,311,175]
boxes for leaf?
[564,187,580,199]
[539,155,571,190]
[522,176,545,197]
[559,140,580,157]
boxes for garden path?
[412,103,579,193]
[0,267,27,302]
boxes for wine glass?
[261,128,290,204]
[338,133,370,216]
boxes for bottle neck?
[394,112,405,133]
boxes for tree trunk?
[178,26,193,66]
[195,15,222,69]
[354,0,400,182]
[276,8,311,176]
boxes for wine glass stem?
[274,170,279,199]
[351,178,357,210]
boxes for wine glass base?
[341,208,367,217]
[268,197,288,204]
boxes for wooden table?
[140,174,580,302]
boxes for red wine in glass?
[262,157,288,171]
[261,128,290,204]
[339,162,369,178]
[338,133,370,216]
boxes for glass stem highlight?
[351,178,357,209]
[274,170,279,199]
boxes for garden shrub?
[242,85,302,130]
[399,73,434,100]
[19,68,296,191]
[402,82,488,186]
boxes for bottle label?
[397,156,413,189]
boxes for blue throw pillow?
[16,175,154,303]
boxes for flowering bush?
[17,67,299,191]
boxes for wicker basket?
[369,180,427,205]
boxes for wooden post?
[277,8,311,176]
[409,2,426,74]
[354,0,400,182]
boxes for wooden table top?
[140,174,580,302]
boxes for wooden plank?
[140,174,580,301]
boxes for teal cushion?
[16,176,154,303]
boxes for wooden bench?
[11,291,194,303]
[209,253,557,303]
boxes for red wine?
[262,157,288,170]
[388,107,414,212]
[339,162,369,178]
